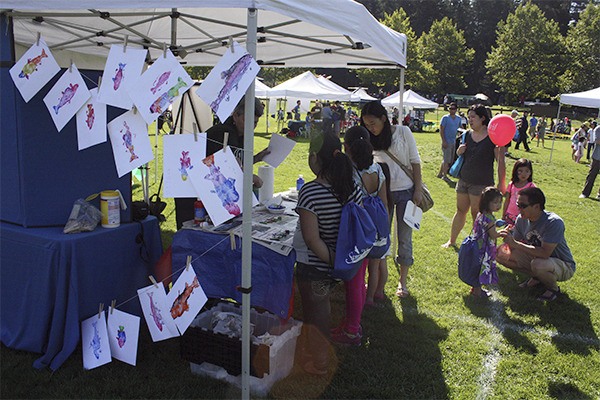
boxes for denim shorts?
[456,179,489,196]
[391,188,414,267]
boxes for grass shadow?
[548,381,595,399]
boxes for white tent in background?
[269,71,352,101]
[350,88,377,102]
[381,89,438,109]
[550,86,600,162]
[316,75,353,99]
[254,79,271,98]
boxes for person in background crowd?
[292,100,301,120]
[579,121,600,199]
[586,121,596,160]
[174,96,269,229]
[442,104,506,248]
[536,117,547,148]
[514,111,530,152]
[502,158,536,227]
[497,187,576,302]
[459,111,468,130]
[322,102,333,135]
[437,102,463,182]
[529,113,538,140]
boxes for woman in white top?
[360,101,423,298]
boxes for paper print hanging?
[195,41,259,123]
[107,308,140,366]
[42,65,91,132]
[107,110,154,178]
[81,311,112,370]
[187,148,258,227]
[97,44,147,110]
[128,50,194,124]
[137,283,178,342]
[9,38,61,103]
[163,133,207,198]
[166,267,207,335]
[75,88,107,150]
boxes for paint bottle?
[100,190,121,228]
[194,199,207,225]
[296,174,304,191]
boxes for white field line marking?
[432,209,453,224]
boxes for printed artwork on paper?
[9,39,61,103]
[107,308,140,366]
[42,65,91,132]
[187,148,258,227]
[81,311,112,370]
[261,133,296,168]
[76,88,107,150]
[107,110,154,178]
[137,283,178,342]
[163,133,207,198]
[97,44,147,110]
[165,267,207,335]
[195,41,259,123]
[128,50,194,124]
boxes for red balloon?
[488,114,516,147]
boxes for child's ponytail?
[311,133,355,203]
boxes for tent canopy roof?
[4,1,407,70]
[559,87,600,109]
[269,71,351,100]
[350,88,377,102]
[381,89,438,109]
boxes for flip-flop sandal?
[396,287,409,298]
[537,287,560,302]
[518,278,540,289]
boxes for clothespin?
[228,36,234,53]
[163,43,167,58]
[186,255,192,271]
[230,232,236,250]
[98,303,104,319]
[69,59,73,73]
[110,299,116,314]
[192,122,198,142]
[123,34,128,53]
[36,32,41,46]
[149,275,159,288]
[222,131,229,153]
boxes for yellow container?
[100,190,120,228]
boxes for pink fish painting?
[147,292,164,332]
[211,53,253,113]
[52,83,79,114]
[85,104,95,129]
[150,71,171,94]
[121,121,139,162]
[112,62,126,90]
[19,49,48,79]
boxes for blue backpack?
[457,235,482,286]
[362,195,390,259]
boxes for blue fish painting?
[210,53,253,113]
[90,321,101,360]
[52,83,79,114]
[202,154,240,216]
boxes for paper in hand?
[403,200,423,230]
[261,133,296,168]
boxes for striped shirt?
[293,180,363,269]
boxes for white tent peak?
[350,88,377,102]
[381,89,438,109]
[269,71,351,101]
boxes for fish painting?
[90,320,101,360]
[149,77,187,115]
[85,104,95,129]
[179,150,193,181]
[116,325,126,348]
[170,276,200,319]
[52,83,79,114]
[18,49,48,79]
[112,62,126,90]
[150,71,171,94]
[121,121,139,162]
[147,292,164,332]
[203,155,241,216]
[210,53,253,113]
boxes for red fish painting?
[112,62,126,90]
[85,104,95,129]
[52,83,79,114]
[19,49,48,79]
[170,276,200,319]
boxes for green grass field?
[2,114,599,399]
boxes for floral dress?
[473,212,498,285]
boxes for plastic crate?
[181,301,301,395]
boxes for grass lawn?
[2,114,599,399]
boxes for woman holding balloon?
[442,104,509,248]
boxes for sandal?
[470,287,491,298]
[537,287,560,302]
[518,278,540,289]
[396,287,410,298]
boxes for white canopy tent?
[254,78,271,98]
[550,86,600,162]
[2,3,407,395]
[350,87,377,102]
[269,71,352,101]
[381,89,438,109]
[316,75,353,100]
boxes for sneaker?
[330,328,362,346]
[579,194,588,198]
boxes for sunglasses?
[449,107,457,110]
[516,202,532,209]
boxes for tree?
[560,2,600,92]
[417,17,474,94]
[486,2,566,102]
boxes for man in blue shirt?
[437,102,463,181]
[497,187,576,302]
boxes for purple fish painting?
[90,321,101,360]
[147,292,164,332]
[112,62,126,90]
[52,83,79,114]
[150,71,171,94]
[149,77,187,115]
[179,150,193,181]
[203,154,241,216]
[116,325,126,348]
[19,49,48,79]
[121,121,139,162]
[85,104,95,129]
[210,53,253,113]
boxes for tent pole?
[550,103,561,163]
[241,7,257,400]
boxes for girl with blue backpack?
[292,133,363,375]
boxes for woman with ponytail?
[293,132,363,375]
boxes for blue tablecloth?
[0,217,163,370]
[171,229,295,319]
